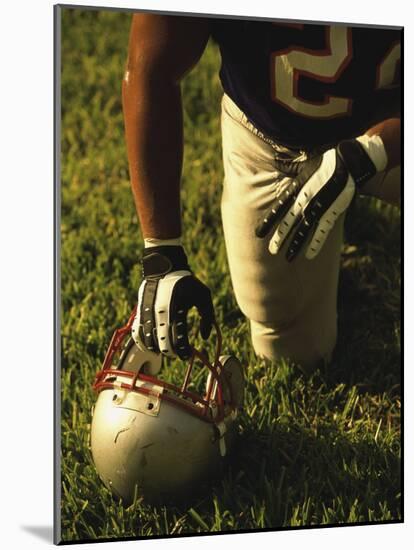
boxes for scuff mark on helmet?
[114,427,130,444]
[167,426,179,435]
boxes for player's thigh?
[220,95,344,329]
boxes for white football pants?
[220,93,400,371]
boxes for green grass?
[59,8,401,543]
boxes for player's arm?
[353,116,401,206]
[122,14,210,238]
[122,15,215,360]
[365,117,400,170]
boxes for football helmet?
[90,308,244,505]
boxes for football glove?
[255,136,387,261]
[131,245,215,359]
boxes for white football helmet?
[90,308,244,505]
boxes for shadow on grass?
[191,420,401,530]
[330,198,401,392]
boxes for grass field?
[59,8,402,543]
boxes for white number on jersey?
[270,26,352,119]
[377,42,401,89]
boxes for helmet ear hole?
[217,355,245,409]
[204,355,245,408]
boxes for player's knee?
[250,318,337,374]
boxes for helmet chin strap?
[210,393,228,457]
[216,422,228,457]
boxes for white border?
[1,0,409,548]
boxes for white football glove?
[131,245,215,360]
[256,135,387,261]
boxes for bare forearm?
[358,117,401,206]
[122,72,183,238]
[366,117,401,169]
[121,14,210,240]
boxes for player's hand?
[131,245,215,360]
[255,138,382,261]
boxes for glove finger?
[285,183,341,262]
[305,180,355,260]
[167,276,214,352]
[304,151,350,211]
[190,280,215,340]
[153,278,178,358]
[199,317,213,340]
[171,313,192,360]
[267,155,329,254]
[268,202,303,255]
[255,179,298,238]
[305,219,331,261]
[285,215,315,262]
[133,279,159,352]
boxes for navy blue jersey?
[211,20,401,149]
